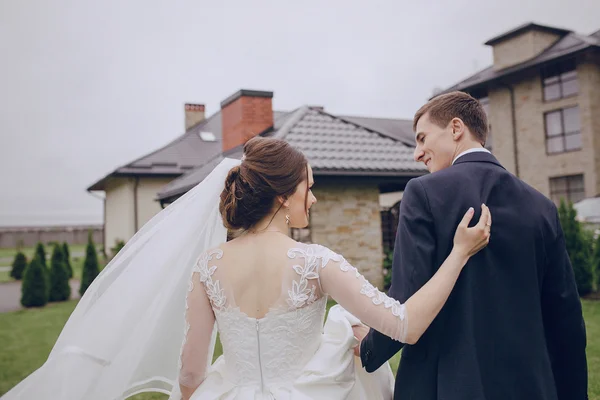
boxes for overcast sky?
[1,0,598,226]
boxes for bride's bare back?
[216,232,310,319]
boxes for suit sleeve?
[360,178,437,372]
[541,210,588,400]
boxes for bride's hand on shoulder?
[452,204,491,260]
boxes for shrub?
[558,199,593,296]
[80,232,100,296]
[34,242,47,269]
[383,250,394,291]
[110,239,126,260]
[62,242,73,278]
[49,244,71,302]
[593,233,600,289]
[10,252,27,280]
[21,257,49,307]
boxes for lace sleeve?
[318,252,408,343]
[178,255,217,393]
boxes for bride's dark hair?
[219,137,309,231]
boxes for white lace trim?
[194,249,225,310]
[318,246,408,342]
[178,249,224,373]
[287,247,320,310]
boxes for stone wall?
[311,181,384,288]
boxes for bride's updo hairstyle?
[219,137,308,231]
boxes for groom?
[356,91,588,399]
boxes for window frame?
[543,106,582,155]
[541,59,578,102]
[549,174,586,205]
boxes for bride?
[2,137,491,400]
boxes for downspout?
[133,177,140,232]
[501,83,520,178]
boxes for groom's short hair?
[413,91,488,145]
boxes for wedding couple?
[3,92,587,400]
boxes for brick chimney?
[220,90,274,152]
[185,103,205,131]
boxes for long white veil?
[2,158,240,400]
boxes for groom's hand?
[352,324,369,357]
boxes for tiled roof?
[338,115,415,146]
[273,107,422,175]
[483,22,571,46]
[87,110,289,190]
[156,107,425,202]
[438,31,600,95]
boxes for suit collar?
[452,151,505,169]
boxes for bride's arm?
[320,205,490,345]
[179,270,216,400]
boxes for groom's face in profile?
[414,113,456,173]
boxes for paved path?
[0,280,81,313]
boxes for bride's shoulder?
[288,243,345,265]
[195,246,225,266]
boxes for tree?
[21,257,49,307]
[10,252,27,280]
[35,242,47,269]
[558,199,593,296]
[80,232,100,296]
[49,244,71,302]
[62,242,73,278]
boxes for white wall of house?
[104,176,173,253]
[135,177,174,229]
[105,178,135,253]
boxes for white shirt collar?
[452,147,491,165]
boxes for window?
[542,59,578,101]
[550,175,585,205]
[544,106,581,154]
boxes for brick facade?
[488,59,600,200]
[492,30,560,70]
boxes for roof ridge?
[338,113,412,122]
[271,106,310,140]
[318,109,416,146]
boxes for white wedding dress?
[0,159,399,400]
[179,243,403,399]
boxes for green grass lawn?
[1,300,596,398]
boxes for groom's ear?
[450,117,466,141]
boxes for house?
[437,22,600,206]
[88,89,425,287]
